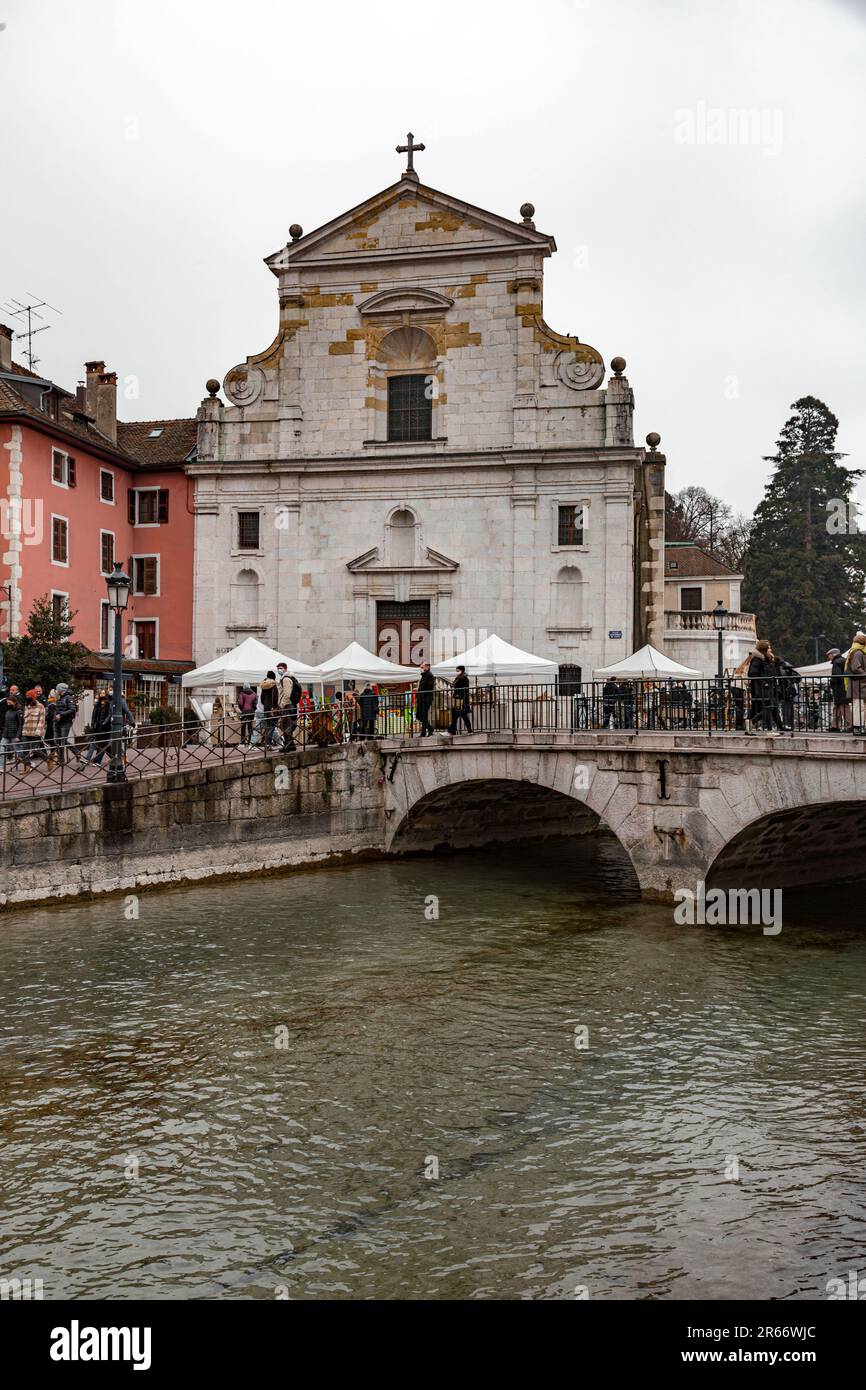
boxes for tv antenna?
[1,293,62,372]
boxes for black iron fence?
[0,675,862,802]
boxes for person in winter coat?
[415,662,436,737]
[45,690,57,751]
[276,664,302,752]
[844,632,866,734]
[358,683,379,737]
[54,684,77,760]
[600,676,618,729]
[258,672,282,748]
[747,640,778,734]
[826,647,851,731]
[236,683,257,744]
[342,688,360,741]
[773,656,801,731]
[448,666,472,735]
[79,692,113,766]
[20,689,47,769]
[0,693,23,770]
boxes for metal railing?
[0,676,862,802]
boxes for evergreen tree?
[742,397,866,662]
[2,594,88,693]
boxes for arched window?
[230,568,260,627]
[553,566,583,628]
[380,327,437,442]
[387,508,418,568]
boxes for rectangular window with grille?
[133,556,159,595]
[680,587,702,611]
[558,505,584,546]
[387,374,432,442]
[237,511,261,550]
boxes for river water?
[0,839,864,1301]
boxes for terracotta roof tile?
[664,543,737,577]
[117,418,197,467]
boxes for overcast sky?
[1,0,863,514]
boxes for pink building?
[0,325,196,708]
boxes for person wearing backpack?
[276,663,302,751]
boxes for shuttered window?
[100,532,115,574]
[129,488,170,524]
[133,557,159,595]
[51,516,68,564]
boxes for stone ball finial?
[610,356,626,376]
[289,223,303,242]
[206,378,220,397]
[520,201,535,223]
[646,431,661,451]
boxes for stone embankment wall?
[0,745,386,909]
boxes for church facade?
[189,144,665,680]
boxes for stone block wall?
[0,745,386,908]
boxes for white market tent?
[315,641,420,686]
[182,637,321,689]
[431,633,558,682]
[593,643,702,679]
[795,660,832,676]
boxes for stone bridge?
[1,730,864,907]
[379,730,866,898]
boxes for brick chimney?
[84,361,117,441]
[84,360,105,418]
[0,324,13,373]
[96,371,117,443]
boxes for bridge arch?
[706,799,866,892]
[385,764,639,890]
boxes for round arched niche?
[230,568,261,627]
[387,507,419,567]
[378,325,437,371]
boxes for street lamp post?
[712,600,728,726]
[105,564,131,783]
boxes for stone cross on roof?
[396,131,425,181]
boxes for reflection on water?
[0,838,864,1301]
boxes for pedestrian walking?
[747,640,779,734]
[827,647,851,731]
[53,684,77,763]
[448,666,472,735]
[0,691,23,771]
[258,671,282,748]
[773,656,800,731]
[236,683,257,744]
[78,692,113,766]
[844,631,866,734]
[415,662,435,736]
[358,683,379,738]
[342,687,360,741]
[276,663,302,751]
[20,689,47,770]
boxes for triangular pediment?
[346,544,459,573]
[266,179,555,272]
